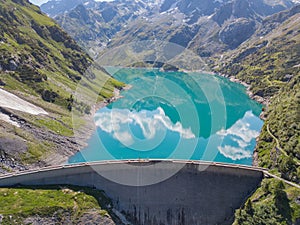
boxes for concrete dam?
[0,160,264,225]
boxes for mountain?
[44,0,296,58]
[40,0,91,17]
[51,0,161,56]
[0,0,123,172]
[160,0,293,23]
[110,0,296,54]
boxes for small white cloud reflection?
[217,111,260,160]
[94,107,195,145]
[217,146,252,160]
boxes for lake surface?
[69,68,263,165]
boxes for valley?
[0,0,299,224]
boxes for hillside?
[214,5,300,182]
[0,0,124,172]
[215,5,300,98]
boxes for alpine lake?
[69,67,263,165]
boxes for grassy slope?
[0,0,123,111]
[257,74,300,181]
[0,0,124,168]
[216,7,300,224]
[0,185,118,224]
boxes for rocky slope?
[0,0,124,173]
[43,0,162,56]
[43,0,296,58]
[215,4,300,98]
[41,0,91,17]
[110,0,296,57]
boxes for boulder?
[9,59,18,71]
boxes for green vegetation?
[234,179,300,225]
[21,142,50,164]
[256,73,300,183]
[0,0,124,169]
[0,0,124,112]
[0,185,116,224]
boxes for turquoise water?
[69,68,263,165]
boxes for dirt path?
[266,124,288,157]
[267,124,300,166]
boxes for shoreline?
[216,73,268,168]
[57,85,132,164]
[216,73,269,106]
[179,68,269,106]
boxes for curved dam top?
[0,160,264,225]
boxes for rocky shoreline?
[218,73,269,106]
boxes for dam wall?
[0,160,264,225]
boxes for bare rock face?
[0,137,27,157]
[219,18,256,49]
[0,137,27,173]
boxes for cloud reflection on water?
[217,111,261,160]
[94,107,195,146]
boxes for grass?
[256,73,300,182]
[20,6,56,27]
[0,185,113,224]
[20,142,51,164]
[35,117,74,136]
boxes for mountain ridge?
[45,0,297,58]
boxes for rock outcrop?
[219,18,256,49]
